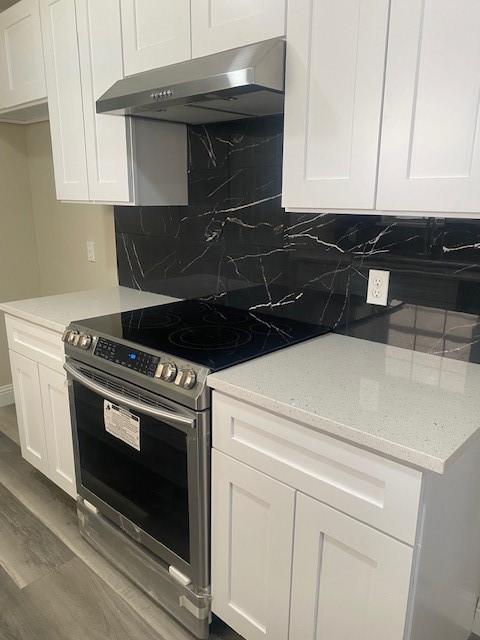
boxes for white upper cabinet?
[282,0,390,212]
[289,493,413,640]
[191,0,286,58]
[121,0,191,76]
[41,0,188,204]
[377,0,480,214]
[76,0,131,203]
[121,0,285,74]
[40,0,89,201]
[0,0,46,110]
[283,0,480,217]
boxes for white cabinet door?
[39,365,76,498]
[191,0,286,58]
[76,0,130,203]
[0,0,46,109]
[290,493,413,640]
[377,0,480,214]
[9,351,49,476]
[282,0,389,212]
[211,450,295,640]
[40,0,89,201]
[121,0,191,76]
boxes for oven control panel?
[65,332,199,390]
[94,338,159,377]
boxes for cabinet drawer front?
[6,316,64,373]
[213,392,422,544]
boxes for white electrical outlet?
[366,269,390,306]
[86,241,96,263]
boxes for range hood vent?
[97,38,285,125]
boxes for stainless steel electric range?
[63,298,331,638]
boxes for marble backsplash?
[115,116,480,363]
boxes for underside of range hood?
[96,38,285,125]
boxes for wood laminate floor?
[0,405,240,640]
[0,405,478,640]
[0,404,19,445]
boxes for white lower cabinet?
[39,365,75,495]
[211,450,295,640]
[212,449,413,640]
[9,351,49,475]
[289,493,413,640]
[7,317,76,498]
[211,391,480,640]
[211,392,421,640]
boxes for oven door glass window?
[72,380,190,563]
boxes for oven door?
[64,359,210,588]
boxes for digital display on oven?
[94,338,159,377]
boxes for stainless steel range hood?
[97,38,285,125]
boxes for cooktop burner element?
[169,325,253,351]
[74,298,330,372]
[141,311,182,329]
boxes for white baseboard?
[0,384,14,408]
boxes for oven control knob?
[62,329,71,343]
[67,331,79,345]
[175,368,197,390]
[155,361,177,382]
[79,334,92,350]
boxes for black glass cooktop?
[77,299,331,371]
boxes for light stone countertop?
[208,333,480,473]
[0,286,177,333]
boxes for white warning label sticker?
[104,400,140,451]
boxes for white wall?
[0,120,118,387]
[25,121,118,296]
[0,124,41,386]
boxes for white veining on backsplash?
[443,242,480,253]
[206,170,244,197]
[120,234,141,291]
[287,233,346,253]
[116,117,480,363]
[180,246,213,273]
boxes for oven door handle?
[64,363,196,429]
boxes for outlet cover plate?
[87,241,96,263]
[367,269,390,306]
